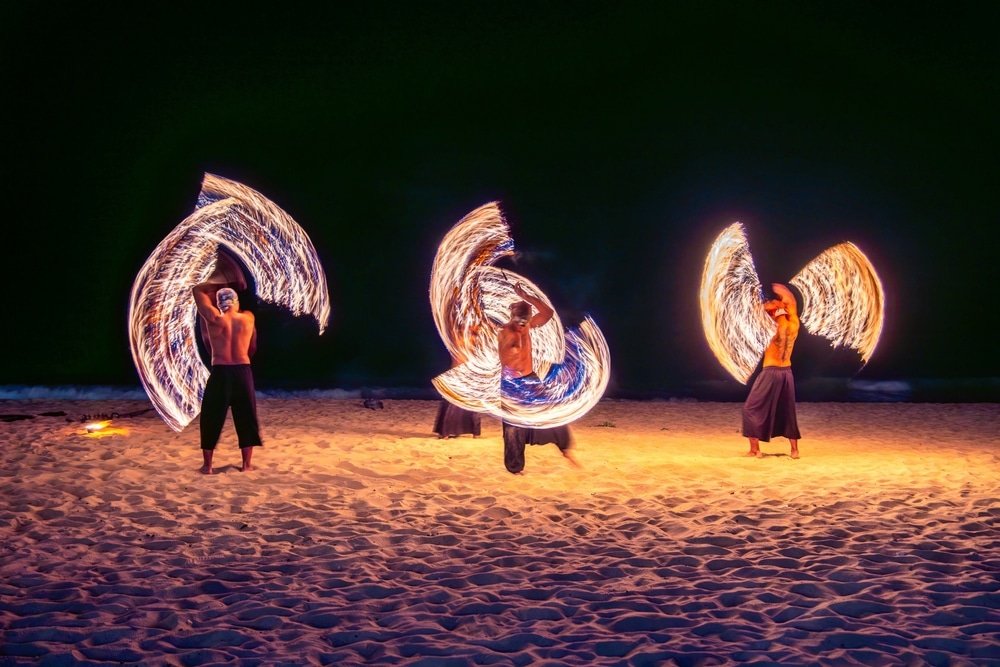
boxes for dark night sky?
[2,3,997,397]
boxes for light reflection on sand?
[0,399,997,664]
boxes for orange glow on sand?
[83,421,129,437]
[4,398,997,664]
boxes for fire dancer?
[499,283,578,473]
[742,283,801,458]
[192,251,261,473]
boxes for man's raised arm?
[193,247,249,322]
[514,283,554,328]
[771,283,798,314]
[215,248,248,292]
[192,282,223,323]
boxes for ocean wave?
[0,386,149,400]
[0,386,437,401]
[0,380,995,403]
[847,379,913,401]
[257,388,362,399]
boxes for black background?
[3,3,997,398]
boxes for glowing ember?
[700,223,885,383]
[82,421,129,437]
[429,202,611,428]
[128,173,331,431]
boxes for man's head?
[509,301,532,328]
[764,282,796,319]
[216,288,238,313]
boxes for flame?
[128,173,331,431]
[85,421,110,433]
[700,223,885,383]
[699,223,773,384]
[83,421,129,437]
[429,202,610,428]
[791,242,885,364]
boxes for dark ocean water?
[0,378,997,403]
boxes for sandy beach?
[1,399,997,665]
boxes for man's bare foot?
[202,450,215,474]
[746,449,762,457]
[240,447,254,472]
[790,450,800,459]
[561,449,582,468]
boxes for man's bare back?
[762,313,798,367]
[499,324,533,377]
[192,252,256,365]
[762,284,799,368]
[204,310,255,365]
[192,258,261,475]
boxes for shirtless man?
[192,253,261,473]
[498,283,577,474]
[742,283,801,458]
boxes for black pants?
[502,422,572,473]
[741,366,801,442]
[433,400,481,437]
[200,365,262,450]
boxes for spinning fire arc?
[429,203,611,428]
[129,173,330,431]
[699,222,884,384]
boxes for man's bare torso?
[499,324,534,377]
[762,315,799,368]
[206,311,255,365]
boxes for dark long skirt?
[433,401,481,438]
[741,366,801,442]
[200,364,262,450]
[502,422,572,474]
